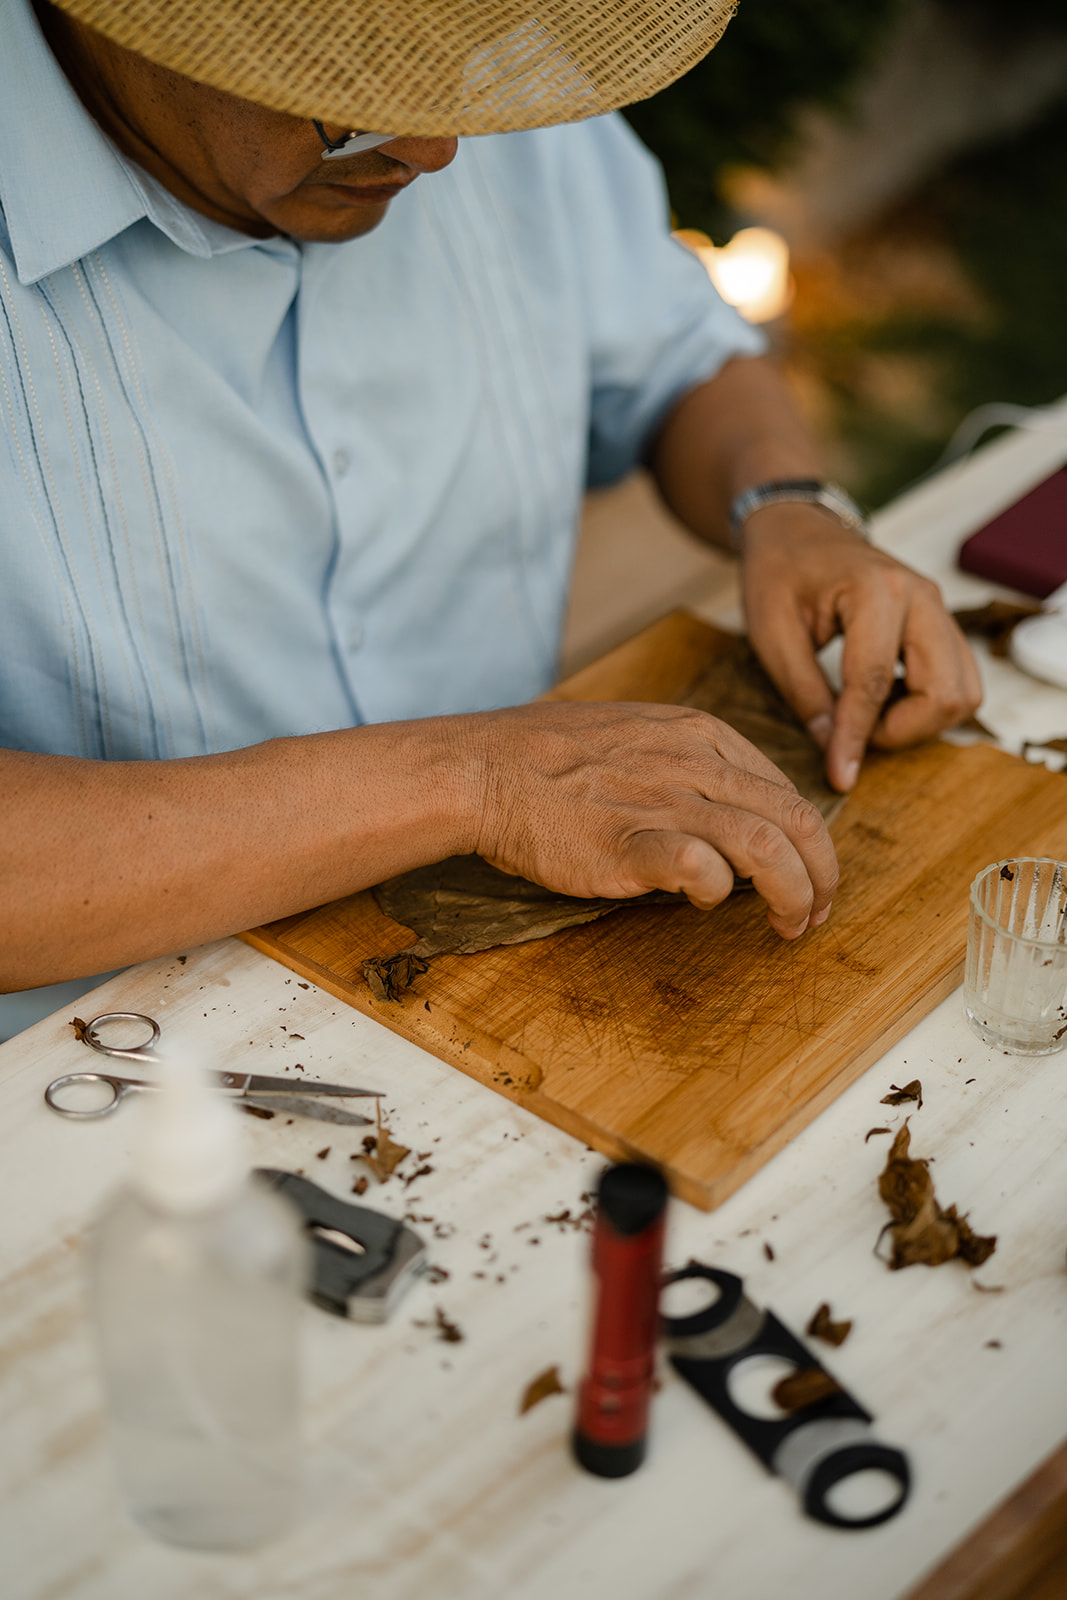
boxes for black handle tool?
[257,1169,427,1323]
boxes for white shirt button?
[332,448,351,477]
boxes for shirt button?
[332,448,351,477]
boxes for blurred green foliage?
[626,0,1067,504]
[825,95,1067,505]
[623,0,901,240]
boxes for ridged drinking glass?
[964,858,1067,1055]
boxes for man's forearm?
[0,722,480,991]
[649,354,822,548]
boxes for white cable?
[935,402,1067,470]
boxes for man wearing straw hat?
[0,0,979,1010]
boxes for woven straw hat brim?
[51,0,738,135]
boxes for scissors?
[45,1011,384,1126]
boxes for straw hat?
[49,0,738,136]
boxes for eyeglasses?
[312,121,397,161]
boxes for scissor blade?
[216,1071,383,1098]
[242,1094,373,1127]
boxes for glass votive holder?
[964,858,1067,1055]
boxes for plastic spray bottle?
[88,1052,306,1550]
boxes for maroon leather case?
[958,466,1067,598]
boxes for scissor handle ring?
[45,1072,126,1118]
[82,1012,161,1059]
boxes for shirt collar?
[0,0,260,285]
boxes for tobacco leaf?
[520,1364,566,1415]
[364,636,846,998]
[772,1367,842,1412]
[953,601,1042,658]
[881,1079,923,1108]
[877,1122,996,1270]
[679,636,847,829]
[70,1016,89,1042]
[806,1303,852,1347]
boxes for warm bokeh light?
[674,225,793,323]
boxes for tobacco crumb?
[403,1164,434,1187]
[70,1016,90,1042]
[433,1222,455,1240]
[520,1364,566,1415]
[242,1104,275,1120]
[424,1264,450,1284]
[965,1078,976,1085]
[545,1207,595,1232]
[527,1237,541,1246]
[881,1079,923,1109]
[293,1062,305,1073]
[1000,865,1015,882]
[433,1306,463,1344]
[806,1303,852,1347]
[297,982,310,989]
[985,1340,1003,1349]
[315,1147,331,1161]
[289,1033,305,1041]
[474,1271,486,1279]
[351,1176,369,1195]
[177,955,187,965]
[763,1242,775,1262]
[865,1127,891,1143]
[877,1121,996,1271]
[424,1001,431,1012]
[772,1368,842,1412]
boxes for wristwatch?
[728,479,870,554]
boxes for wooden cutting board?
[240,613,1067,1210]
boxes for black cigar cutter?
[662,1263,910,1529]
[257,1169,427,1323]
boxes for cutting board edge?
[237,925,549,1101]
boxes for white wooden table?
[4,415,1067,1600]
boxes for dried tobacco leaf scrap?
[363,636,847,999]
[353,1106,411,1183]
[520,1364,566,1415]
[881,1079,923,1109]
[877,1122,996,1271]
[772,1367,842,1412]
[806,1303,852,1347]
[70,1016,89,1042]
[953,601,1042,659]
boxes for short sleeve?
[559,114,767,487]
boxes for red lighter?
[572,1162,669,1478]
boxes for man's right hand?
[469,701,839,941]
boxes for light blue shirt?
[0,0,763,765]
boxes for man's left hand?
[740,503,983,793]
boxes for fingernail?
[807,713,833,750]
[809,902,832,929]
[841,758,860,790]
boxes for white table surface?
[4,414,1067,1600]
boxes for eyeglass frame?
[312,121,398,160]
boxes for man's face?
[52,11,458,241]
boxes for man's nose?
[378,137,459,174]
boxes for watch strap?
[729,479,870,553]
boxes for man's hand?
[741,505,982,793]
[471,700,838,940]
